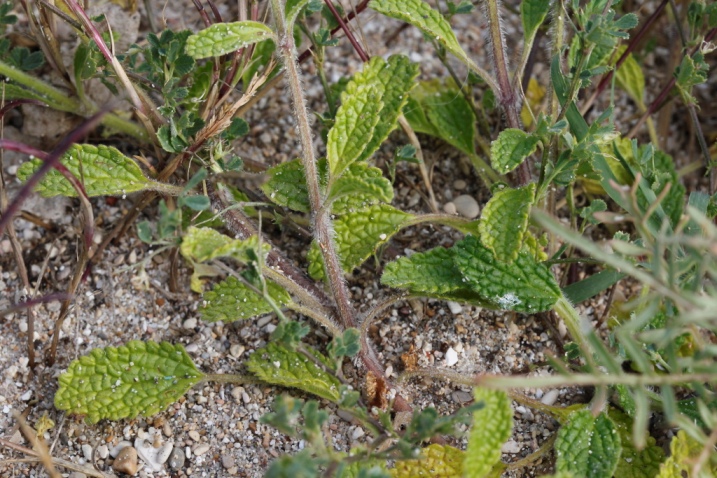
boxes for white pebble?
[19,321,28,333]
[447,301,463,315]
[541,389,560,406]
[230,344,244,358]
[20,390,32,401]
[351,427,365,440]
[444,347,459,367]
[443,202,457,215]
[501,440,522,454]
[97,445,109,459]
[193,444,210,456]
[183,318,197,329]
[82,444,93,461]
[453,195,480,219]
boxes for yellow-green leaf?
[478,184,535,262]
[185,21,274,59]
[613,46,645,108]
[370,0,469,67]
[180,226,267,264]
[246,342,341,402]
[17,144,165,197]
[463,388,513,478]
[328,84,383,178]
[390,444,464,478]
[656,430,711,478]
[200,275,291,322]
[490,128,540,175]
[54,341,203,424]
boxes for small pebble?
[97,445,109,459]
[443,202,457,215]
[242,392,251,404]
[110,441,133,458]
[453,179,467,190]
[447,301,463,315]
[444,347,459,367]
[69,473,87,478]
[168,447,185,471]
[222,454,236,469]
[452,391,473,403]
[351,427,365,440]
[193,444,210,456]
[183,318,197,329]
[541,389,560,406]
[82,444,93,461]
[112,446,139,476]
[163,422,173,437]
[230,344,245,358]
[188,430,201,442]
[256,316,272,328]
[231,387,243,402]
[453,195,480,219]
[501,440,522,454]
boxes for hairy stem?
[485,0,531,185]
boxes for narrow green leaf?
[370,0,469,66]
[348,55,420,163]
[17,144,159,197]
[381,245,497,307]
[561,269,626,304]
[328,162,394,214]
[490,128,541,175]
[453,235,561,313]
[185,21,274,59]
[180,226,267,264]
[333,204,413,272]
[478,184,535,262]
[390,444,464,478]
[200,275,291,322]
[464,388,513,478]
[54,341,203,424]
[555,409,622,478]
[609,408,664,478]
[521,0,550,45]
[246,342,342,402]
[328,83,383,178]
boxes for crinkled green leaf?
[490,128,541,175]
[555,409,622,478]
[370,0,470,66]
[328,162,394,214]
[390,444,464,478]
[200,275,291,322]
[348,55,419,163]
[381,246,496,307]
[613,46,645,108]
[453,235,561,313]
[54,341,203,424]
[261,158,313,213]
[521,0,550,45]
[17,144,156,197]
[405,81,476,156]
[246,342,341,402]
[464,388,513,478]
[180,226,267,264]
[334,204,412,271]
[309,204,413,280]
[609,408,664,478]
[185,21,274,59]
[328,83,383,178]
[478,184,535,262]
